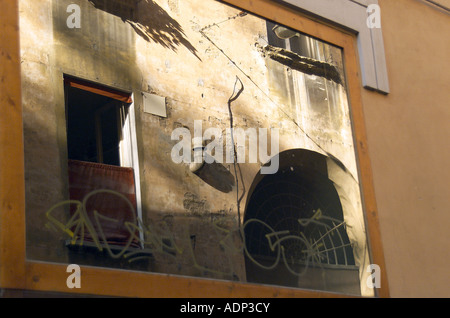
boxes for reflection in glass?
[20,0,372,296]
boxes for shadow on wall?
[89,0,201,60]
[195,161,236,193]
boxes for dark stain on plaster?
[183,192,210,216]
[260,44,343,85]
[183,192,234,217]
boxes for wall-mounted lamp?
[189,137,205,173]
[272,25,298,40]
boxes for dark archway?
[243,149,360,294]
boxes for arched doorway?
[243,149,360,294]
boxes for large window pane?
[20,0,373,296]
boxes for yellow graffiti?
[298,209,322,226]
[45,190,351,279]
[45,189,181,261]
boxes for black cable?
[227,77,245,239]
[424,0,450,12]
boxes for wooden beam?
[25,261,352,298]
[0,0,27,289]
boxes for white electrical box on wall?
[142,92,167,117]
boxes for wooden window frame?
[0,0,389,298]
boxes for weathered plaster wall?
[20,0,68,263]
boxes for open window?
[65,78,131,166]
[62,77,144,265]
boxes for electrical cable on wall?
[227,76,245,238]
